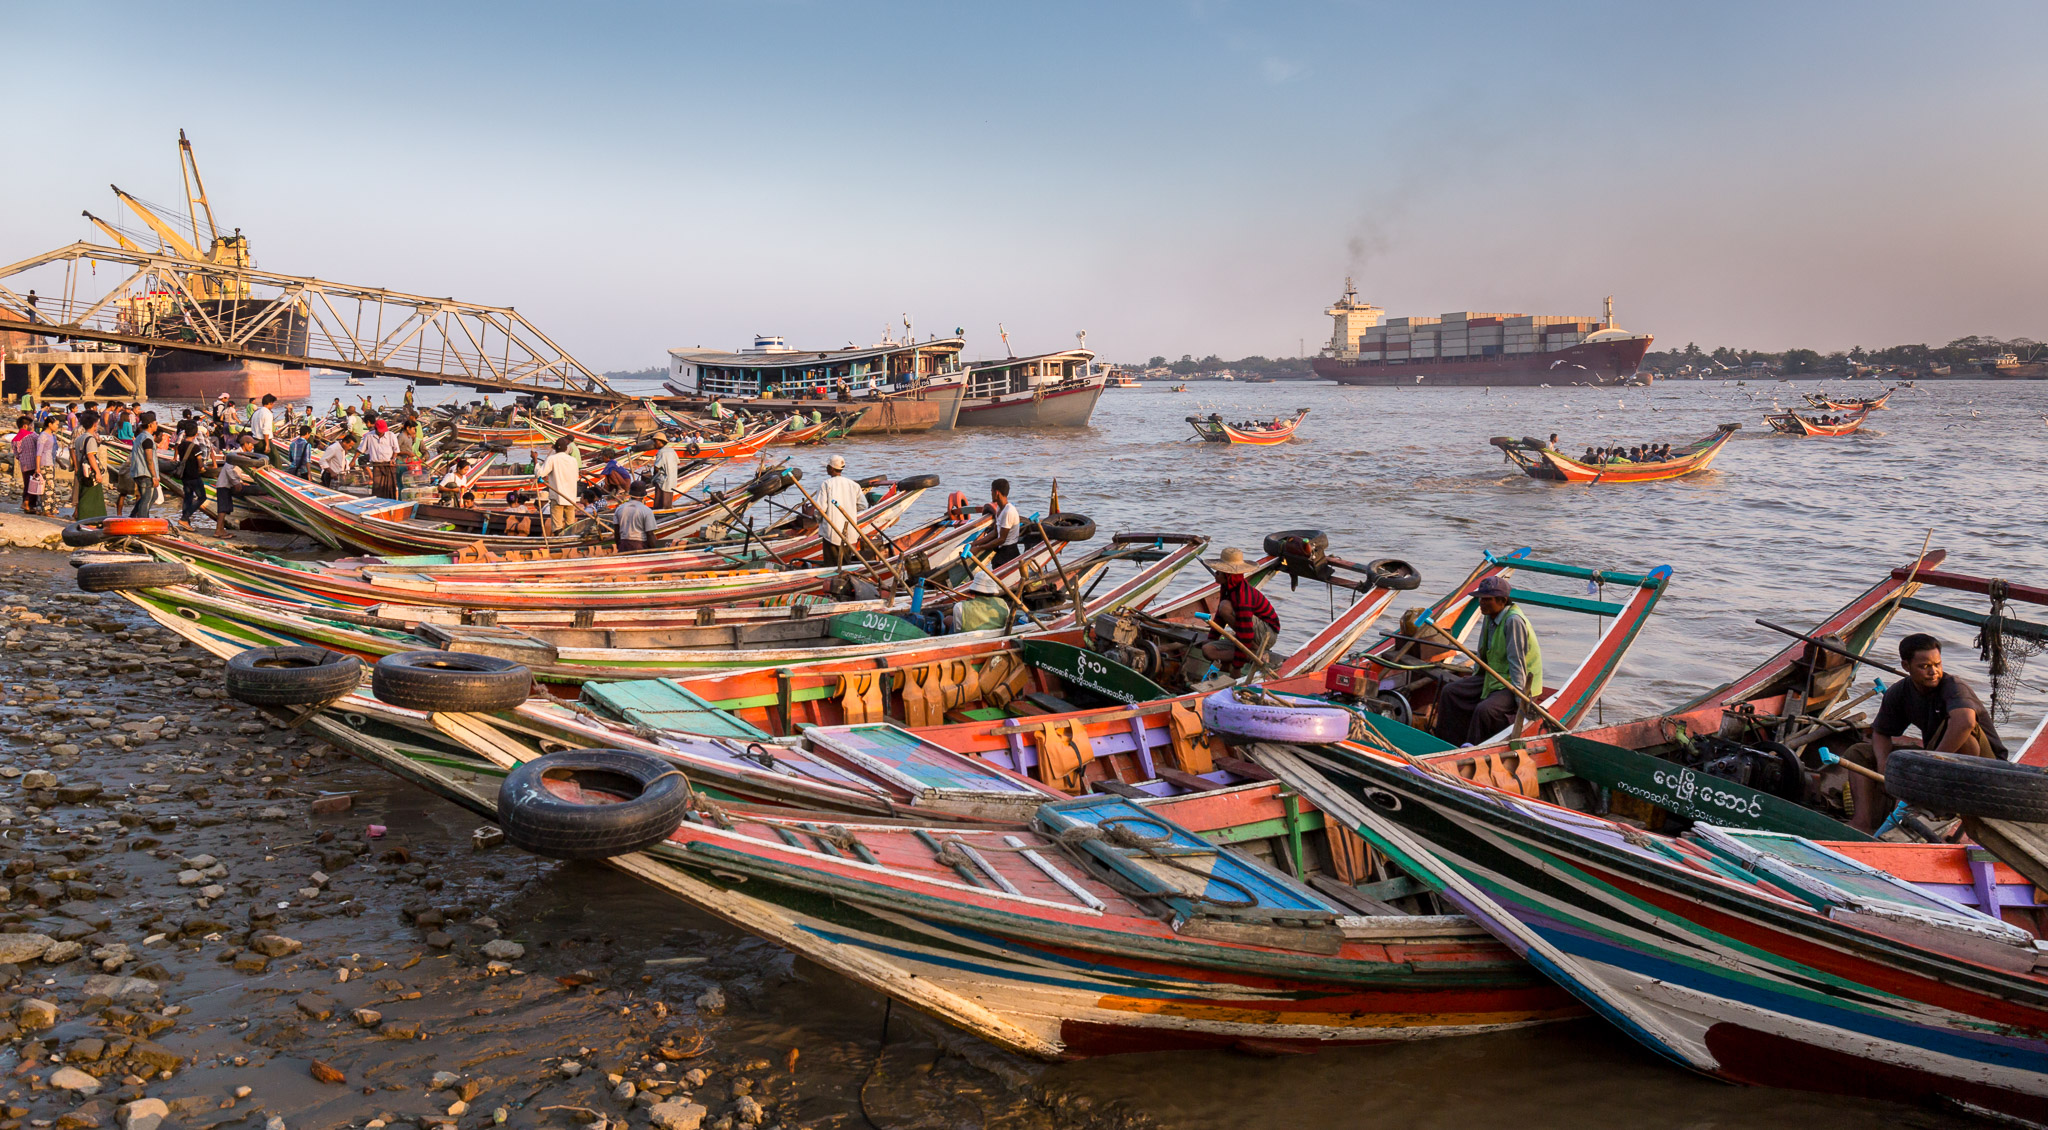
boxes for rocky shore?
[0,543,1139,1130]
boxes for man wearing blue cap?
[1432,575,1543,745]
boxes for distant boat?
[1169,383,1187,393]
[343,375,365,387]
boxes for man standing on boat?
[816,453,864,567]
[1842,633,2006,833]
[361,417,402,499]
[973,479,1022,569]
[650,436,681,510]
[1432,576,1543,746]
[538,436,582,537]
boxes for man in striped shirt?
[1200,547,1278,672]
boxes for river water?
[248,373,2048,1127]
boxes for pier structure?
[0,242,621,403]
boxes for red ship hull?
[1313,337,1651,387]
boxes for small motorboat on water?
[1187,408,1310,446]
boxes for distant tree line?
[1643,335,2042,374]
[602,367,668,382]
[1127,354,1317,377]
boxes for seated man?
[1199,547,1279,674]
[612,481,660,553]
[1844,632,2007,832]
[1431,576,1542,746]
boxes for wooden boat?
[531,415,792,460]
[448,418,548,446]
[1188,408,1310,445]
[1804,388,1893,411]
[1491,424,1739,484]
[118,532,1211,686]
[245,464,805,556]
[1267,742,2048,1124]
[768,407,867,445]
[283,705,1580,1060]
[141,479,939,597]
[139,508,987,615]
[1765,408,1869,436]
[1170,383,1187,393]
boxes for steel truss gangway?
[0,241,621,402]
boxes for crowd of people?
[1575,441,1675,464]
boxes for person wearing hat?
[1432,575,1544,745]
[816,453,864,567]
[361,415,402,498]
[1200,547,1280,673]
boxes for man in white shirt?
[538,437,582,536]
[966,479,1022,597]
[360,417,402,498]
[651,438,681,510]
[319,433,356,488]
[815,454,865,567]
[250,394,277,459]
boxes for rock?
[294,996,332,1021]
[175,870,203,886]
[17,997,58,1029]
[81,975,158,1002]
[50,1066,101,1093]
[21,770,57,790]
[471,827,504,850]
[69,1037,106,1062]
[264,1118,286,1130]
[612,1080,636,1103]
[479,939,524,961]
[43,939,84,963]
[309,795,352,815]
[126,1041,182,1074]
[250,934,301,958]
[184,855,217,869]
[232,952,269,973]
[257,807,288,821]
[57,1100,107,1130]
[683,1068,710,1088]
[430,1071,460,1091]
[695,985,726,1014]
[117,1098,168,1130]
[56,783,102,803]
[649,1100,708,1130]
[558,1060,584,1078]
[0,932,55,964]
[309,1059,345,1084]
[351,1008,382,1028]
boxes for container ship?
[1311,279,1652,387]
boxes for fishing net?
[1976,579,2045,725]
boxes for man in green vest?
[1432,575,1543,745]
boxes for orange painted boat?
[1188,407,1310,445]
[1765,408,1869,436]
[1805,388,1892,411]
[1491,423,1739,483]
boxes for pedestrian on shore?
[126,413,161,519]
[318,433,357,489]
[175,423,208,528]
[71,409,106,521]
[251,393,277,459]
[285,424,313,478]
[215,434,257,534]
[22,416,60,515]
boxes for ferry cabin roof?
[667,337,964,398]
[963,348,1094,398]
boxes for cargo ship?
[1311,279,1652,387]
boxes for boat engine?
[1088,610,1209,690]
[1672,735,1808,802]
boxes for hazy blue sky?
[6,1,2045,369]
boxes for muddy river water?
[2,375,2042,1129]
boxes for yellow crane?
[79,210,144,253]
[102,130,250,298]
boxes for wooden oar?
[1409,616,1569,734]
[790,479,906,592]
[1753,619,1907,678]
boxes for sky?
[4,1,2046,370]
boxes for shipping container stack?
[1353,308,1601,365]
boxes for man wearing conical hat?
[1201,547,1279,673]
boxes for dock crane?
[104,130,249,298]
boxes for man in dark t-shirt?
[1872,633,2006,761]
[1845,632,2005,833]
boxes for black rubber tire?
[226,453,267,470]
[61,523,107,548]
[497,749,690,860]
[1038,513,1095,542]
[485,443,511,454]
[76,560,191,593]
[747,469,796,498]
[894,474,941,492]
[1367,558,1423,592]
[226,646,364,708]
[1263,529,1329,559]
[372,650,532,713]
[1885,749,2048,822]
